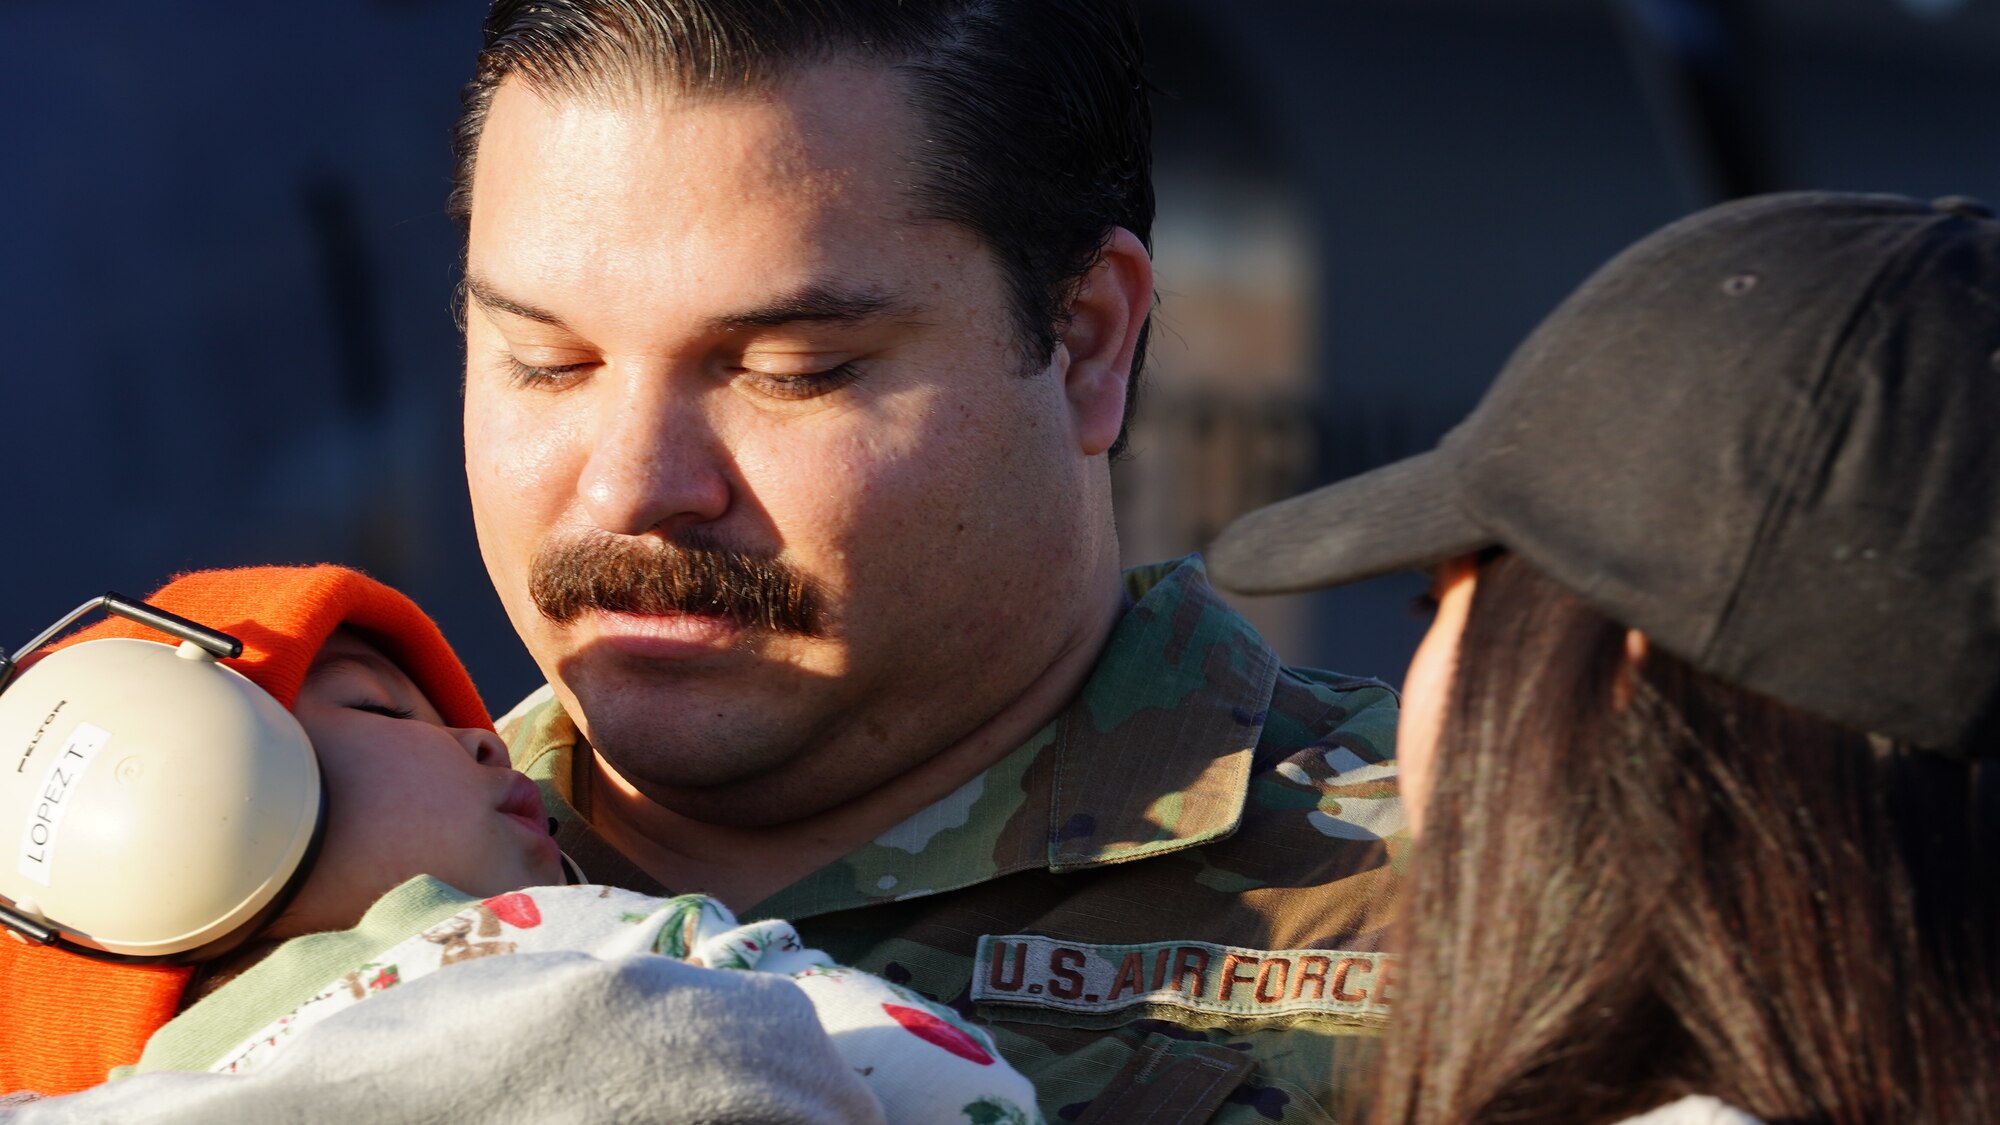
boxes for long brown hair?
[1371,553,1998,1124]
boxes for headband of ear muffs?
[0,566,494,963]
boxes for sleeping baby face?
[266,629,567,938]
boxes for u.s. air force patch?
[971,934,1396,1032]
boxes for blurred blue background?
[6,0,1997,710]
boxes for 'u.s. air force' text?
[971,934,1395,1025]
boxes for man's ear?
[1057,227,1153,457]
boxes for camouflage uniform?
[505,556,1404,1124]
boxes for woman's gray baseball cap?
[1206,191,2000,755]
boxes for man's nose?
[576,366,731,537]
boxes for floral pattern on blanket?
[209,884,1041,1124]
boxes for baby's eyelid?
[349,699,419,721]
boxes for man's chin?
[550,637,855,818]
[566,685,810,790]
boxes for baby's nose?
[455,726,509,767]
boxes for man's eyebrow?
[464,274,573,330]
[463,275,919,336]
[707,284,916,332]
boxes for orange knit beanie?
[0,565,490,1096]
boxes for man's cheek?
[470,419,573,525]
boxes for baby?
[0,566,1038,1124]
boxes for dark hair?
[1371,552,1999,1124]
[448,0,1155,455]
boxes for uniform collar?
[1045,555,1279,870]
[506,556,1280,919]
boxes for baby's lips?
[499,771,549,826]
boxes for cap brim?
[1204,450,1494,595]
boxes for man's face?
[463,66,1107,823]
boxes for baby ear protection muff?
[0,593,322,963]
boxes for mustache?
[529,533,827,637]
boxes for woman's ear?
[1056,227,1153,456]
[1613,629,1650,709]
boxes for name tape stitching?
[971,934,1397,1021]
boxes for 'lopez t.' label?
[17,721,111,886]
